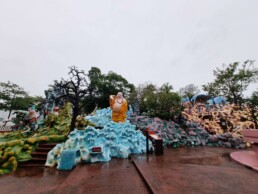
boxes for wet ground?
[132,147,258,194]
[0,146,258,194]
[0,159,148,194]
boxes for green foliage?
[160,82,173,93]
[0,135,67,175]
[75,115,96,130]
[136,83,157,113]
[38,102,95,136]
[250,91,258,128]
[0,81,30,118]
[51,66,135,120]
[54,66,89,132]
[136,83,182,120]
[250,90,258,106]
[0,130,31,142]
[84,67,104,112]
[148,92,181,120]
[244,90,258,128]
[202,61,258,103]
[39,102,72,136]
[0,81,42,119]
[43,113,59,128]
[84,67,135,113]
[104,71,135,100]
[28,96,45,111]
[0,103,96,175]
[11,110,28,125]
[178,84,200,100]
[202,82,220,97]
[0,102,95,175]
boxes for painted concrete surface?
[230,146,258,172]
[0,159,148,194]
[1,147,258,194]
[132,147,258,194]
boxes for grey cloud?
[0,0,257,97]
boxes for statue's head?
[117,92,123,99]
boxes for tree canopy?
[136,83,181,120]
[84,67,135,113]
[0,81,31,118]
[3,62,257,128]
[178,84,200,101]
[135,83,157,113]
[244,90,258,128]
[54,66,89,132]
[202,60,258,104]
[53,66,136,131]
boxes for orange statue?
[109,92,128,122]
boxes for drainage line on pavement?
[129,155,154,194]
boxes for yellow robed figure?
[109,92,128,122]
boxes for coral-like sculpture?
[182,102,256,135]
[45,108,151,170]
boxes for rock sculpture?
[45,108,152,170]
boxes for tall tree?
[84,68,135,113]
[155,91,182,120]
[202,60,258,104]
[135,83,181,120]
[0,81,29,118]
[136,83,157,113]
[84,67,104,113]
[54,66,89,132]
[202,82,220,97]
[160,83,173,94]
[244,90,258,128]
[178,84,200,101]
[144,83,181,120]
[104,71,135,100]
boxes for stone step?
[27,157,46,163]
[18,143,59,167]
[31,152,48,158]
[38,143,58,149]
[19,157,46,167]
[35,148,52,152]
[19,162,46,167]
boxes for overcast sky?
[0,0,258,97]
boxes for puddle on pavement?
[179,153,230,166]
[13,167,68,177]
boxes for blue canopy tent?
[207,96,226,105]
[181,97,190,103]
[191,94,211,104]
